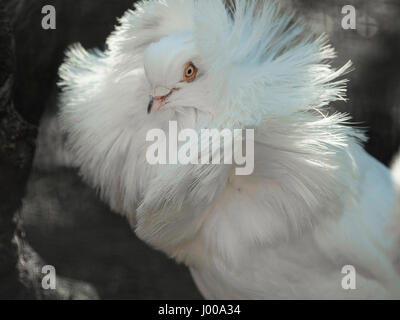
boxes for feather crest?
[106,0,195,72]
[193,0,352,126]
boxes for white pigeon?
[58,0,400,299]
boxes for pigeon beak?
[147,96,154,114]
[147,95,168,114]
[147,87,179,114]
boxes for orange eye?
[183,62,198,82]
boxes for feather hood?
[59,0,364,249]
[101,0,353,127]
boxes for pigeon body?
[59,0,400,299]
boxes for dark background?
[0,0,399,299]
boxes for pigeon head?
[143,32,206,113]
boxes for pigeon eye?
[183,62,197,82]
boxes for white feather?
[59,0,400,299]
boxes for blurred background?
[0,0,399,299]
